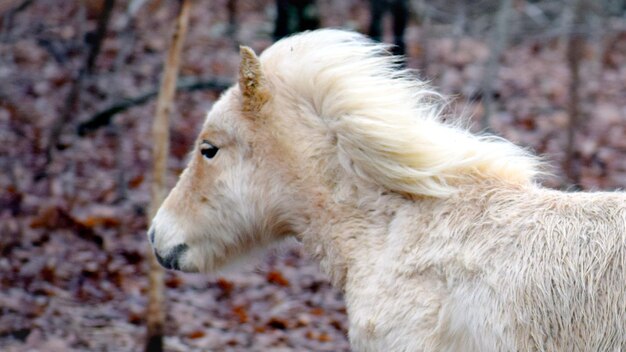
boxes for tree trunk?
[481,0,513,130]
[563,0,586,188]
[410,0,430,73]
[145,1,191,351]
[227,0,237,40]
[452,0,467,54]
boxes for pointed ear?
[239,46,269,113]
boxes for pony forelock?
[259,29,544,198]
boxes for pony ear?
[239,46,269,113]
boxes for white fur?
[151,30,626,351]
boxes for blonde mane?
[260,29,543,197]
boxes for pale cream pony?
[149,29,626,351]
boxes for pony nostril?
[148,228,155,244]
[154,243,189,271]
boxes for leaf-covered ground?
[1,1,624,351]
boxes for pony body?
[149,29,626,351]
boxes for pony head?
[148,29,541,273]
[148,44,303,272]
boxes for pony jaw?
[150,203,281,273]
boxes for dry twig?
[145,1,191,351]
[77,78,231,135]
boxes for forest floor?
[1,1,625,351]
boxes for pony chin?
[212,237,298,275]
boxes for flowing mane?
[259,29,543,197]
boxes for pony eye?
[200,142,219,159]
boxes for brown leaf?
[165,274,183,289]
[216,277,234,298]
[310,307,324,316]
[127,311,143,325]
[266,270,290,287]
[40,265,56,283]
[30,206,64,229]
[330,319,344,332]
[232,305,248,324]
[30,206,104,247]
[186,330,205,339]
[127,174,144,189]
[266,317,288,330]
[77,215,120,228]
[318,332,332,342]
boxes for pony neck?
[294,182,402,290]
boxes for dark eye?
[200,142,219,159]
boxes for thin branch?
[0,0,35,17]
[77,78,231,135]
[0,0,34,43]
[43,0,114,175]
[145,1,192,351]
[564,0,586,188]
[86,0,115,74]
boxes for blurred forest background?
[0,0,625,351]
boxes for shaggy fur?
[150,29,626,351]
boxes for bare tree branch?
[77,77,231,135]
[86,0,115,74]
[0,0,34,17]
[564,0,587,188]
[145,1,192,351]
[43,0,115,174]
